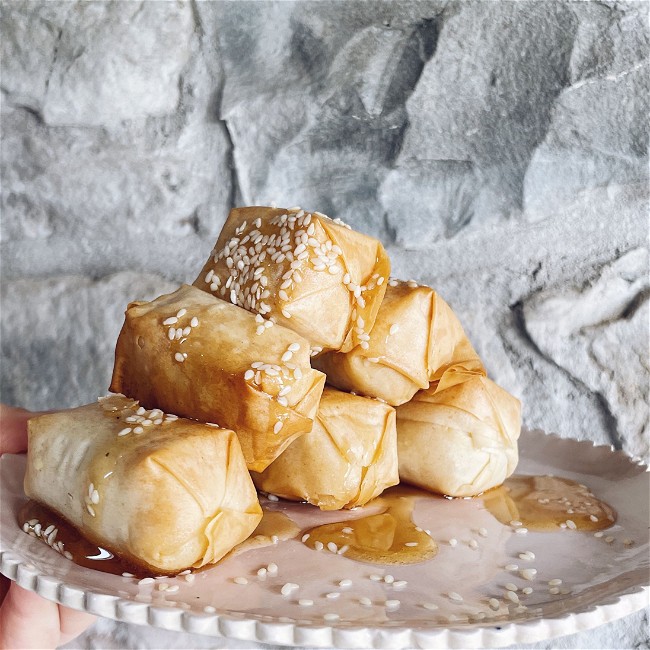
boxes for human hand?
[0,405,96,649]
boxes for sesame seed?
[324,613,340,622]
[359,597,372,607]
[326,592,340,600]
[233,576,248,585]
[505,563,518,571]
[338,579,352,588]
[448,592,463,602]
[174,352,185,363]
[385,599,400,610]
[133,426,144,434]
[605,536,615,543]
[405,542,419,547]
[244,370,255,381]
[163,317,178,325]
[118,427,132,437]
[468,539,479,550]
[590,515,599,522]
[519,551,535,561]
[327,542,338,553]
[520,569,537,581]
[369,574,382,581]
[384,574,394,584]
[298,599,314,607]
[257,567,267,578]
[176,309,187,318]
[510,520,523,527]
[86,504,96,517]
[505,590,519,604]
[566,519,577,530]
[337,545,349,554]
[273,421,283,434]
[267,562,278,575]
[204,605,216,613]
[548,579,562,586]
[281,351,293,362]
[184,574,195,583]
[301,533,310,542]
[158,583,169,591]
[514,527,529,535]
[448,538,458,547]
[281,583,298,596]
[422,602,438,611]
[489,598,500,610]
[138,577,155,585]
[168,328,176,340]
[505,582,518,592]
[91,489,100,504]
[314,541,324,551]
[389,324,399,335]
[549,587,560,595]
[522,587,533,595]
[393,580,408,589]
[478,527,488,537]
[267,493,279,502]
[341,527,353,534]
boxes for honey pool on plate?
[19,475,617,578]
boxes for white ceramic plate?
[1,430,648,649]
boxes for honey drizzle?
[18,500,142,577]
[482,475,617,531]
[302,486,438,565]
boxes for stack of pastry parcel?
[25,207,521,575]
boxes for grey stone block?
[0,272,177,411]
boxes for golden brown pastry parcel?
[251,388,399,510]
[24,395,262,574]
[193,206,391,354]
[110,284,325,472]
[395,367,521,497]
[314,280,485,406]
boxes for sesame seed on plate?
[488,598,500,610]
[549,587,560,595]
[298,599,313,607]
[505,583,518,592]
[233,576,248,585]
[422,602,438,611]
[448,592,463,602]
[326,592,340,600]
[385,600,400,610]
[267,493,279,502]
[267,563,278,575]
[505,591,519,604]
[324,613,340,622]
[522,587,533,595]
[281,583,298,596]
[448,538,458,547]
[548,579,562,586]
[359,597,372,607]
[204,605,216,613]
[338,579,352,588]
[520,569,537,581]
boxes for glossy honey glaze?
[231,510,300,556]
[482,474,617,531]
[19,500,143,577]
[302,485,438,565]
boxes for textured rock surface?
[1,1,648,648]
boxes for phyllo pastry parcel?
[252,388,399,510]
[24,395,262,574]
[314,280,485,406]
[193,206,391,354]
[395,368,521,497]
[110,284,325,472]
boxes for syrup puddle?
[301,486,438,565]
[483,475,616,531]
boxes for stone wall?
[1,1,648,647]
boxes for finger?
[0,405,32,455]
[58,605,97,646]
[0,582,61,649]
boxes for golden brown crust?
[314,281,485,405]
[25,396,262,574]
[110,284,325,472]
[396,369,521,497]
[251,387,399,510]
[192,206,390,353]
